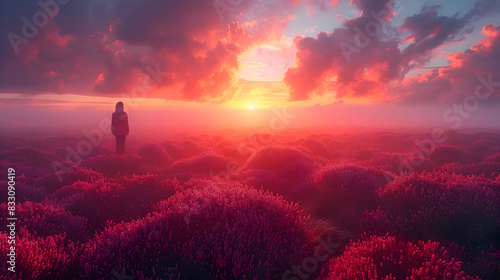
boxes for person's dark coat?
[111,111,129,136]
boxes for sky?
[1,0,500,133]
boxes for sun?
[248,103,257,110]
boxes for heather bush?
[0,202,87,242]
[15,165,51,178]
[354,149,373,161]
[213,140,246,160]
[49,175,181,230]
[467,141,497,154]
[0,147,51,168]
[179,139,206,157]
[430,145,481,165]
[483,152,500,163]
[80,154,145,176]
[21,165,104,193]
[240,169,286,194]
[137,143,173,166]
[440,162,500,178]
[159,140,187,160]
[376,172,499,251]
[374,133,415,152]
[306,163,388,230]
[167,153,230,175]
[366,171,500,279]
[0,137,27,151]
[0,229,76,280]
[301,138,331,158]
[318,234,478,280]
[246,145,312,170]
[111,174,182,220]
[0,180,46,203]
[79,181,315,279]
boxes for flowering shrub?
[318,234,478,280]
[0,180,47,203]
[0,147,51,168]
[137,143,173,166]
[178,139,206,157]
[159,140,187,160]
[0,202,87,242]
[79,181,315,279]
[14,165,51,178]
[240,169,286,194]
[111,174,182,220]
[80,154,145,176]
[246,145,312,170]
[20,165,104,193]
[377,172,499,251]
[430,145,481,165]
[306,163,388,231]
[440,162,500,178]
[483,152,500,163]
[0,229,76,280]
[49,175,180,230]
[167,153,230,175]
[301,138,331,158]
[213,140,246,161]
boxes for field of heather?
[0,130,499,280]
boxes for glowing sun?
[248,103,257,111]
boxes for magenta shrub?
[313,163,387,191]
[307,163,388,230]
[167,153,230,175]
[79,181,315,279]
[301,138,331,158]
[318,234,478,280]
[440,162,500,178]
[0,147,51,168]
[0,229,76,280]
[80,154,145,176]
[213,140,246,160]
[377,172,499,250]
[159,140,187,160]
[49,175,180,230]
[15,165,51,178]
[363,171,500,279]
[483,152,500,163]
[246,145,312,170]
[178,140,206,157]
[240,169,286,194]
[137,143,173,166]
[0,180,47,203]
[430,145,481,165]
[0,202,87,242]
[21,165,104,193]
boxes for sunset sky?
[1,0,499,132]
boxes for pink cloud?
[284,0,500,103]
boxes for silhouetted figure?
[111,102,129,154]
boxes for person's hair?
[115,101,124,112]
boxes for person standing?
[111,101,129,154]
